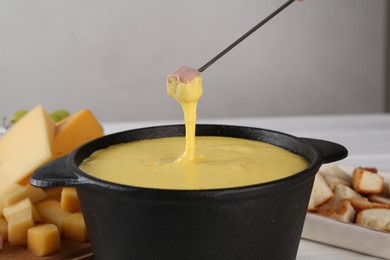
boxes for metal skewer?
[198,0,296,73]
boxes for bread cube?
[63,212,88,242]
[331,183,362,202]
[348,197,389,212]
[322,174,351,191]
[315,199,356,223]
[368,195,390,206]
[352,168,384,194]
[308,173,334,211]
[60,187,80,213]
[356,208,390,232]
[321,163,351,182]
[28,224,60,256]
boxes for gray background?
[0,0,388,122]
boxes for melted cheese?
[79,66,308,190]
[167,66,202,161]
[80,136,307,190]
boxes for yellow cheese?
[25,183,47,204]
[35,199,71,235]
[0,183,28,217]
[60,187,80,213]
[0,105,55,189]
[35,199,60,211]
[31,205,40,223]
[3,198,33,222]
[52,109,103,159]
[0,217,8,241]
[7,198,34,245]
[44,187,63,201]
[63,212,88,242]
[27,224,60,256]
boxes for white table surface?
[102,113,390,260]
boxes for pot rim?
[65,124,330,198]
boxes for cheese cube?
[3,198,33,222]
[7,199,34,245]
[0,183,28,217]
[52,109,103,158]
[63,212,88,242]
[35,200,71,234]
[28,224,60,256]
[0,217,8,241]
[32,205,40,223]
[0,105,55,189]
[25,184,47,204]
[44,187,63,201]
[61,187,80,213]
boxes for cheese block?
[35,200,71,235]
[25,183,47,204]
[63,212,88,242]
[28,223,61,256]
[0,105,55,189]
[3,198,33,223]
[0,217,8,241]
[45,187,63,201]
[52,109,103,159]
[7,198,34,245]
[60,187,80,213]
[0,183,28,217]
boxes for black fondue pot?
[31,124,347,260]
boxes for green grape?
[50,110,70,122]
[11,110,28,124]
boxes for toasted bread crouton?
[315,199,355,223]
[331,183,362,202]
[322,174,351,191]
[308,173,334,211]
[348,197,389,212]
[352,168,384,194]
[358,167,378,173]
[368,195,390,206]
[381,182,390,197]
[356,208,390,232]
[321,163,351,182]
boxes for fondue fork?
[198,0,296,73]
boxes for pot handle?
[299,138,348,164]
[30,156,84,188]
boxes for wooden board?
[0,240,92,259]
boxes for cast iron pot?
[31,124,347,260]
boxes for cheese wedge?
[0,105,55,189]
[52,109,103,159]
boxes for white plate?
[302,166,390,259]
